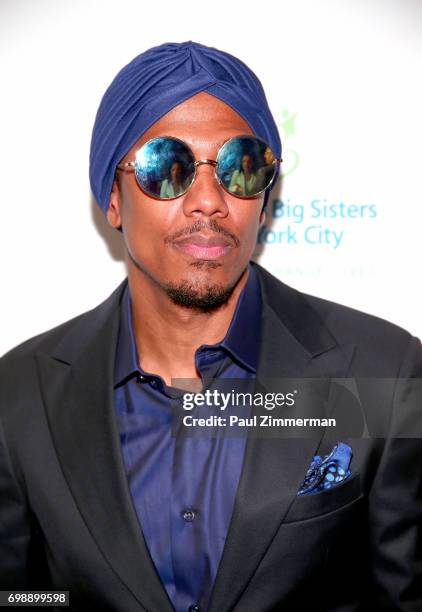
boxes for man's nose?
[182,164,229,218]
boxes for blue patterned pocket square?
[298,442,352,496]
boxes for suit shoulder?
[300,291,421,376]
[1,312,89,366]
[0,280,127,373]
[304,292,412,344]
[253,263,420,374]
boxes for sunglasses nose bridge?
[191,159,220,189]
[182,158,229,217]
[194,159,218,169]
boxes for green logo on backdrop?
[278,109,299,177]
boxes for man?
[256,146,276,193]
[1,41,421,612]
[228,154,258,196]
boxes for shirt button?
[136,375,146,383]
[188,606,200,612]
[182,509,196,522]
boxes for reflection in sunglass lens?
[216,136,277,197]
[134,137,195,199]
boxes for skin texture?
[107,92,266,384]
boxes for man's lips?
[172,233,233,260]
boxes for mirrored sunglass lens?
[216,136,277,197]
[134,137,195,199]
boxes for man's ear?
[106,180,122,230]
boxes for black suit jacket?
[1,263,422,611]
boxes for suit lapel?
[36,282,174,612]
[34,267,355,612]
[208,264,355,612]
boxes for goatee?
[164,279,237,312]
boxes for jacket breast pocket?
[283,473,363,523]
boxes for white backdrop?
[1,0,421,356]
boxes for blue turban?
[90,41,281,213]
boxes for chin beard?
[164,278,238,312]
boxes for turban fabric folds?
[89,41,281,213]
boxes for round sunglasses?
[116,135,282,200]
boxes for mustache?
[164,219,240,247]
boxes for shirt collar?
[114,263,262,386]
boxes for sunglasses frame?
[116,135,282,200]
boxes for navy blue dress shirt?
[114,264,262,612]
